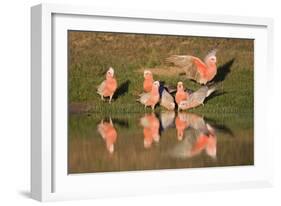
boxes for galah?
[137,81,160,110]
[178,86,216,111]
[166,49,217,85]
[143,70,154,92]
[143,70,176,93]
[97,118,117,154]
[175,82,190,110]
[140,113,160,148]
[97,67,117,103]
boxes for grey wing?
[189,86,209,105]
[165,55,201,82]
[183,93,198,108]
[161,89,174,104]
[139,93,151,104]
[97,81,106,95]
[165,55,194,67]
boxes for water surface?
[68,112,253,174]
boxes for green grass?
[68,31,254,117]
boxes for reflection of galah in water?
[140,113,160,148]
[178,86,216,110]
[159,111,176,132]
[97,67,117,103]
[175,82,190,110]
[190,124,217,158]
[143,70,154,92]
[169,113,217,159]
[137,81,160,110]
[97,118,117,154]
[166,49,217,85]
[175,112,190,141]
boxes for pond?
[68,111,253,174]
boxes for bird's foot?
[109,95,113,104]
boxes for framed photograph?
[31,3,274,201]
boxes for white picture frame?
[31,3,274,202]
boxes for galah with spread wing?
[97,118,118,154]
[97,67,118,103]
[137,81,160,110]
[166,49,217,85]
[178,86,216,111]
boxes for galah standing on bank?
[166,49,217,85]
[143,70,154,92]
[175,82,190,110]
[97,67,117,103]
[137,81,160,110]
[178,86,216,111]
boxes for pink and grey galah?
[178,86,216,111]
[166,49,217,85]
[143,70,154,92]
[97,67,118,103]
[175,81,190,108]
[137,81,160,110]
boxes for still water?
[68,112,253,174]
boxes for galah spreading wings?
[178,86,216,111]
[166,50,217,85]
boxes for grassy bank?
[68,31,254,116]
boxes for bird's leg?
[201,102,204,107]
[109,95,113,104]
[152,105,155,111]
[101,95,104,101]
[109,117,113,126]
